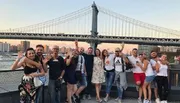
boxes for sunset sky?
[0,0,180,52]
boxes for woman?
[64,50,78,103]
[11,48,45,103]
[155,54,169,103]
[91,49,105,103]
[136,54,155,103]
[102,49,115,102]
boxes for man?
[128,48,145,103]
[150,50,160,103]
[114,48,128,103]
[35,44,47,103]
[45,45,66,103]
[73,49,87,103]
[82,47,94,100]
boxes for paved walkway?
[81,98,180,103]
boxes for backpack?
[125,57,133,70]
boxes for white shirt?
[128,55,143,73]
[150,59,157,76]
[114,57,126,72]
[157,61,168,77]
[105,54,115,71]
[76,55,85,73]
[145,61,155,76]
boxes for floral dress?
[18,66,39,103]
[92,57,105,83]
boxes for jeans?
[35,85,44,103]
[105,71,115,94]
[156,76,169,101]
[48,79,61,103]
[115,71,127,99]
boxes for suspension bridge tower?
[90,2,99,51]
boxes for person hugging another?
[11,48,45,103]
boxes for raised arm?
[120,42,125,52]
[75,40,79,52]
[23,57,42,69]
[11,51,24,70]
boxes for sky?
[0,0,180,52]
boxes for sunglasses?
[115,51,120,52]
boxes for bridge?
[1,2,180,49]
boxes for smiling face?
[25,48,36,60]
[36,46,44,56]
[95,49,101,57]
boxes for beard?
[37,52,43,56]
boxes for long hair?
[95,49,101,57]
[102,49,108,63]
[25,48,39,62]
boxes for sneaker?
[74,94,81,103]
[82,94,86,100]
[118,99,122,103]
[155,98,160,103]
[149,100,152,103]
[160,101,165,103]
[104,97,109,102]
[87,95,91,100]
[143,99,149,103]
[138,98,142,103]
[115,97,119,101]
[164,101,167,103]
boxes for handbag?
[34,77,43,87]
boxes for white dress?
[91,57,105,83]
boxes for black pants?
[156,76,169,101]
[84,72,92,95]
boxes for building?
[10,45,18,53]
[20,41,30,52]
[138,45,157,56]
[159,46,180,52]
[0,42,10,52]
[43,45,49,53]
[0,42,3,52]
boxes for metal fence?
[0,65,180,94]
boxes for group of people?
[11,41,169,103]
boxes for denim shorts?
[151,76,158,88]
[145,75,155,83]
[78,73,87,87]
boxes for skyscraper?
[44,45,49,53]
[21,41,30,52]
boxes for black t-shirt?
[47,56,66,80]
[82,53,94,73]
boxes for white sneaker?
[115,97,119,101]
[155,98,160,103]
[164,100,168,103]
[143,99,149,103]
[160,101,165,103]
[104,97,109,102]
[138,98,142,103]
[118,99,122,103]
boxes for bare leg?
[67,83,73,103]
[143,82,148,100]
[148,84,152,100]
[95,84,100,100]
